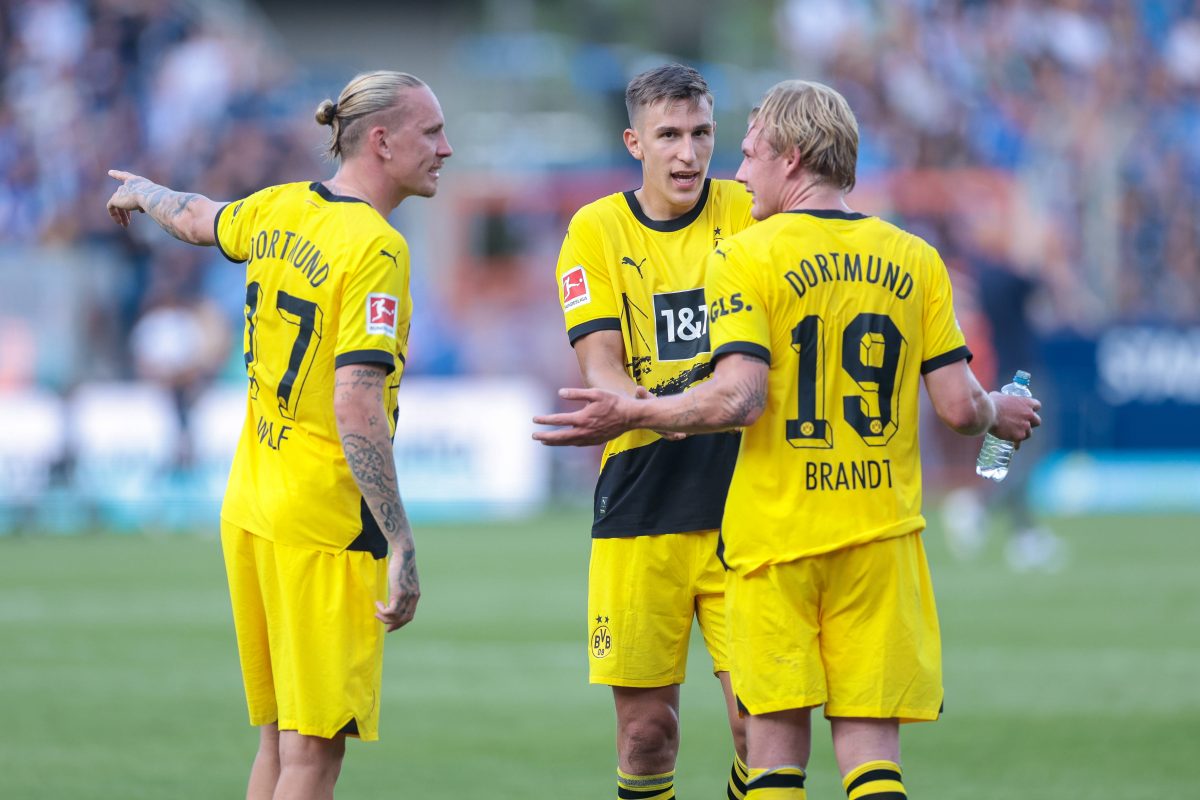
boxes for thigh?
[588,534,696,687]
[821,533,943,722]
[691,529,732,674]
[271,542,388,740]
[728,559,827,715]
[220,522,278,726]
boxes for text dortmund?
[247,228,330,288]
[785,252,913,301]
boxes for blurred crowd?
[2,0,1198,393]
[778,0,1200,329]
[0,0,321,389]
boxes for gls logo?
[654,288,709,361]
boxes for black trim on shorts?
[920,345,973,374]
[335,349,397,374]
[213,203,243,263]
[568,317,622,345]
[338,718,360,736]
[348,500,388,559]
[712,341,771,366]
[623,178,710,232]
[591,432,740,538]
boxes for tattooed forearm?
[122,178,204,242]
[722,372,768,427]
[342,432,398,499]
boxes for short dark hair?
[624,64,712,126]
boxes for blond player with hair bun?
[106,69,451,799]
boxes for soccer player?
[535,80,1041,799]
[554,64,755,800]
[105,70,451,799]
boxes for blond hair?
[314,70,426,159]
[752,80,858,191]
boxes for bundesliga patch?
[366,293,398,337]
[561,266,590,310]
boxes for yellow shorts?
[588,529,729,687]
[221,522,387,740]
[728,532,942,721]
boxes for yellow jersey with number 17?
[706,209,971,574]
[213,181,412,557]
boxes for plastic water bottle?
[975,370,1032,482]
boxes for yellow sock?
[728,752,750,799]
[616,768,675,800]
[745,765,807,799]
[843,760,905,800]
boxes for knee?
[618,711,679,768]
[279,732,346,775]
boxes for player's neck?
[782,179,851,214]
[324,163,401,217]
[633,185,702,222]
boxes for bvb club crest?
[590,615,612,659]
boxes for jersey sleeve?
[334,234,409,374]
[213,185,284,263]
[556,209,620,345]
[707,241,772,365]
[920,250,972,373]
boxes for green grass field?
[1,509,1197,799]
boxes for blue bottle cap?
[1014,370,1031,385]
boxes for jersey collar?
[310,181,371,205]
[785,209,868,220]
[623,178,711,233]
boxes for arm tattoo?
[723,371,768,426]
[341,432,397,499]
[130,178,202,242]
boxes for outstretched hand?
[105,169,145,227]
[532,387,639,446]
[989,391,1042,447]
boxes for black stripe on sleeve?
[845,768,903,793]
[920,344,973,374]
[712,341,770,365]
[567,317,621,345]
[335,349,396,374]
[212,203,243,263]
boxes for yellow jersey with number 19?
[213,181,412,557]
[706,209,971,574]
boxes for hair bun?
[315,99,338,126]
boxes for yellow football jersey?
[214,181,412,556]
[706,209,970,573]
[556,178,755,536]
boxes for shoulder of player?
[567,191,629,229]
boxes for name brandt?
[257,415,292,451]
[806,458,893,491]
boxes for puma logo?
[621,256,647,278]
[379,249,400,268]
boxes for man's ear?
[782,146,804,177]
[623,127,643,161]
[368,125,391,160]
